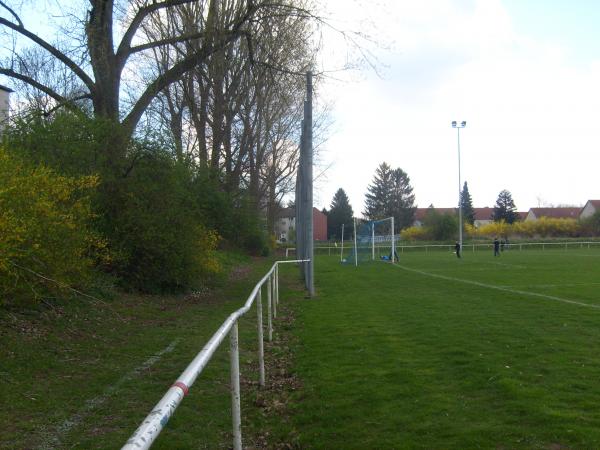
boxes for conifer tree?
[460,181,475,225]
[390,168,416,231]
[492,189,519,223]
[328,188,354,240]
[363,162,393,220]
[363,162,416,233]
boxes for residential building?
[275,207,328,242]
[525,207,581,222]
[473,207,494,228]
[579,200,600,220]
[0,84,12,133]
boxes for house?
[275,207,327,242]
[579,200,600,220]
[473,207,494,228]
[0,84,12,133]
[525,207,581,222]
[413,207,499,228]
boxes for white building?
[579,200,600,220]
[0,85,12,133]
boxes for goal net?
[342,217,396,265]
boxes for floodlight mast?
[452,120,467,254]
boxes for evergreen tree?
[390,168,416,231]
[328,188,354,240]
[460,181,475,225]
[363,162,416,233]
[492,189,519,223]
[363,162,393,220]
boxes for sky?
[314,0,600,216]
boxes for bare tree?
[0,0,313,140]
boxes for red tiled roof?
[473,207,493,221]
[585,200,600,210]
[276,206,326,219]
[529,207,580,219]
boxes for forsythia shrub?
[400,226,429,241]
[475,220,511,238]
[195,228,221,278]
[0,148,103,305]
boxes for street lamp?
[452,120,466,254]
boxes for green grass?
[289,248,600,449]
[0,254,306,449]
[5,248,600,449]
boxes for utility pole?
[305,71,314,296]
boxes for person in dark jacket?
[493,237,500,256]
[455,241,461,258]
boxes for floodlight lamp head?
[452,121,457,127]
[461,121,467,127]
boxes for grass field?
[0,255,306,449]
[4,248,600,449]
[287,248,600,449]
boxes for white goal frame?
[348,216,396,265]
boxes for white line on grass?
[394,264,600,310]
[38,339,179,450]
[485,261,528,269]
[500,282,600,289]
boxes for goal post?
[342,217,396,265]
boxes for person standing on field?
[494,237,500,256]
[455,241,461,259]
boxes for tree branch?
[0,0,23,27]
[116,0,198,63]
[122,0,261,134]
[0,17,95,91]
[43,93,92,116]
[0,67,68,103]
[127,30,208,56]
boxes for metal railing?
[285,241,600,258]
[122,259,309,450]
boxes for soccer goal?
[342,217,396,265]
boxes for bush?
[422,210,458,241]
[400,226,429,241]
[0,148,103,305]
[580,211,600,236]
[4,113,265,293]
[107,148,221,292]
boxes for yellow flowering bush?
[400,226,429,241]
[0,148,104,305]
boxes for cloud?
[318,0,600,214]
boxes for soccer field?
[288,248,600,449]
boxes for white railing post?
[267,275,273,342]
[230,322,242,450]
[276,264,280,307]
[272,269,277,319]
[256,287,265,387]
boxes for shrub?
[400,226,429,241]
[106,148,221,292]
[0,148,102,305]
[422,210,458,241]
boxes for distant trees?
[327,188,354,240]
[492,189,519,224]
[460,181,475,225]
[422,208,457,241]
[363,162,416,233]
